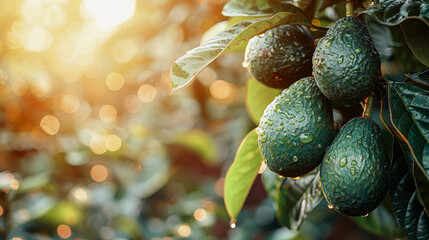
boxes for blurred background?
[0,0,412,239]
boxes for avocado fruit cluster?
[312,17,380,106]
[244,25,314,89]
[250,17,387,216]
[257,77,334,177]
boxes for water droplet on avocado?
[285,111,295,119]
[351,160,357,166]
[350,167,356,175]
[325,40,332,48]
[337,56,343,64]
[293,156,298,162]
[299,133,314,143]
[349,54,355,60]
[261,136,267,143]
[355,48,361,54]
[339,157,347,167]
[276,125,284,131]
[267,121,273,126]
[298,116,305,122]
[361,214,369,218]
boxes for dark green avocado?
[320,117,388,216]
[244,25,315,89]
[256,77,334,177]
[312,17,380,106]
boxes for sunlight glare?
[84,0,136,30]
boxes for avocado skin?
[320,117,388,216]
[312,17,380,106]
[245,25,314,89]
[257,77,334,177]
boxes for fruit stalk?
[362,93,375,119]
[346,0,355,17]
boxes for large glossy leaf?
[224,129,263,220]
[245,78,282,125]
[363,0,429,26]
[405,70,429,87]
[401,19,429,67]
[388,82,429,177]
[361,0,429,66]
[170,12,310,93]
[222,0,272,17]
[277,167,323,230]
[390,138,429,240]
[352,201,405,238]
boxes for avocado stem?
[346,0,355,16]
[362,93,375,119]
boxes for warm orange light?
[99,105,117,123]
[91,165,108,182]
[61,94,80,113]
[176,224,191,238]
[105,134,122,151]
[0,205,3,216]
[106,72,124,91]
[193,208,207,222]
[9,179,20,190]
[90,135,107,154]
[83,0,136,30]
[57,224,72,239]
[138,84,156,103]
[209,80,236,103]
[40,115,60,135]
[214,177,224,197]
[113,39,138,62]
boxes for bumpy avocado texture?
[244,25,314,89]
[257,77,334,177]
[312,17,380,106]
[320,117,388,216]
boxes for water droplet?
[293,156,298,162]
[351,160,357,166]
[337,56,343,64]
[361,213,369,218]
[258,33,265,38]
[317,70,322,74]
[242,61,249,68]
[325,40,332,48]
[339,157,347,167]
[230,218,237,229]
[285,111,295,119]
[267,121,273,126]
[328,204,334,209]
[350,167,356,175]
[261,136,267,143]
[298,116,305,122]
[276,125,284,131]
[274,104,281,112]
[349,54,355,60]
[299,133,314,144]
[285,98,291,102]
[318,144,322,149]
[355,48,361,54]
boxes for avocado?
[320,117,388,216]
[256,77,335,177]
[312,17,380,106]
[244,25,315,89]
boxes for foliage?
[171,0,429,239]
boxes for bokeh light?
[176,224,191,238]
[40,115,60,135]
[105,134,122,151]
[91,165,108,182]
[138,84,157,103]
[99,105,117,123]
[106,72,125,91]
[83,0,135,30]
[57,224,72,239]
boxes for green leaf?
[352,201,405,238]
[390,138,429,240]
[224,129,262,220]
[362,0,429,26]
[401,19,429,67]
[405,70,429,87]
[277,167,323,230]
[245,78,282,125]
[388,82,429,178]
[261,167,281,201]
[222,0,272,17]
[170,12,310,93]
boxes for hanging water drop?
[230,218,237,229]
[361,213,369,218]
[242,61,249,68]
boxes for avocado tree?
[171,0,429,239]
